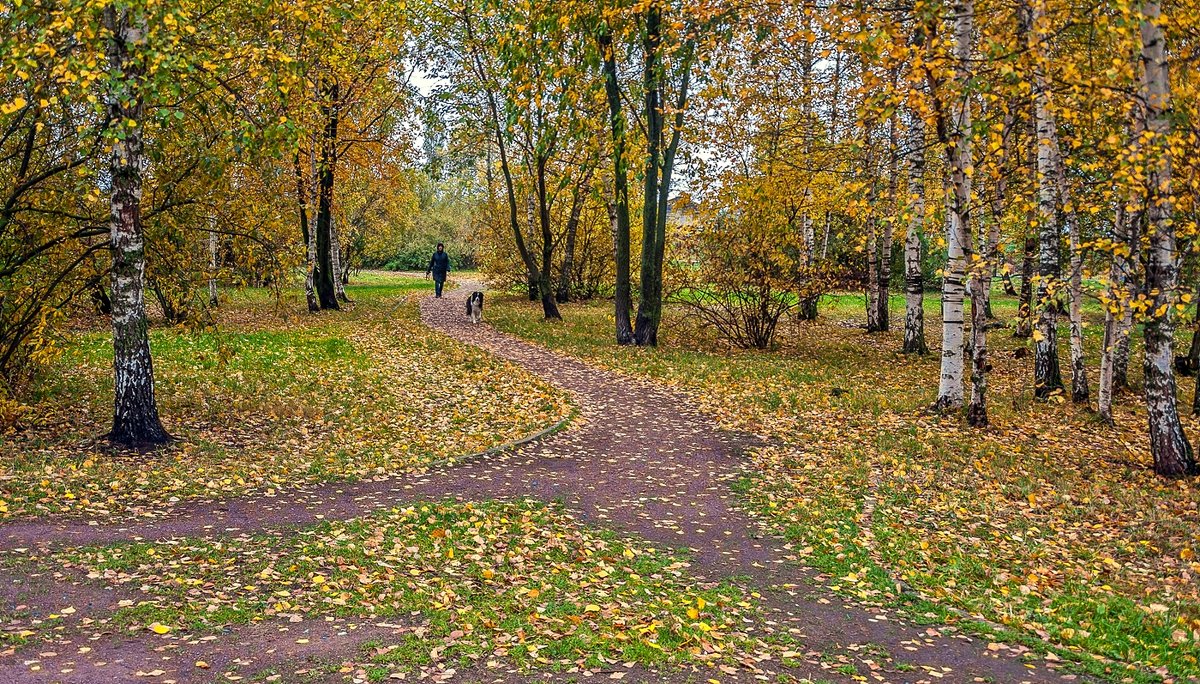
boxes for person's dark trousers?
[434,278,445,297]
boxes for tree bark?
[633,10,693,347]
[599,29,634,344]
[936,0,975,415]
[1138,0,1197,478]
[956,2,986,426]
[1054,140,1088,401]
[314,79,339,311]
[877,114,897,333]
[557,170,590,304]
[331,215,348,302]
[207,219,218,307]
[1014,234,1035,337]
[866,183,881,332]
[1028,0,1063,398]
[1099,204,1133,423]
[984,105,1014,320]
[903,105,928,354]
[634,8,664,347]
[105,4,171,448]
[534,155,562,320]
[294,151,318,312]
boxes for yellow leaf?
[1,97,27,115]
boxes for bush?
[672,210,850,350]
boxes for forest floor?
[0,273,1192,684]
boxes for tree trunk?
[1029,0,1063,398]
[207,220,218,308]
[866,202,881,332]
[1014,234,1035,337]
[294,151,318,312]
[984,105,1014,320]
[877,114,897,333]
[330,215,348,302]
[633,11,693,347]
[634,8,664,347]
[1002,269,1017,295]
[314,79,339,311]
[600,30,634,344]
[821,211,832,261]
[534,155,562,320]
[104,4,171,448]
[935,0,975,415]
[1099,205,1133,423]
[557,172,589,304]
[1055,141,1088,401]
[1138,0,1197,478]
[903,104,928,354]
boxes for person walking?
[425,242,451,298]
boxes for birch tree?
[104,4,172,447]
[933,0,976,414]
[1026,0,1064,399]
[1136,0,1197,478]
[902,105,928,355]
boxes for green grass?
[45,499,767,676]
[488,289,1200,682]
[0,272,572,520]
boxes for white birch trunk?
[903,106,927,355]
[105,5,170,447]
[1138,0,1197,477]
[821,211,832,261]
[936,0,975,413]
[1098,204,1129,423]
[330,214,347,302]
[207,220,218,307]
[1054,140,1089,402]
[304,209,318,312]
[1029,0,1064,398]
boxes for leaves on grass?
[0,280,571,521]
[490,294,1200,679]
[51,500,773,676]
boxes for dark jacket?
[427,251,450,279]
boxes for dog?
[465,291,484,324]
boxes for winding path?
[0,281,1092,684]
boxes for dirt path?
[0,282,1095,684]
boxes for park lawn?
[26,499,776,679]
[0,272,571,521]
[489,290,1200,682]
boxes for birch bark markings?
[1027,0,1064,398]
[935,0,976,414]
[903,105,927,355]
[1054,143,1088,402]
[105,4,171,447]
[1136,0,1197,478]
[208,221,218,307]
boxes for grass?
[0,272,572,520]
[40,499,771,677]
[488,287,1200,682]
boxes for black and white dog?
[465,291,484,324]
